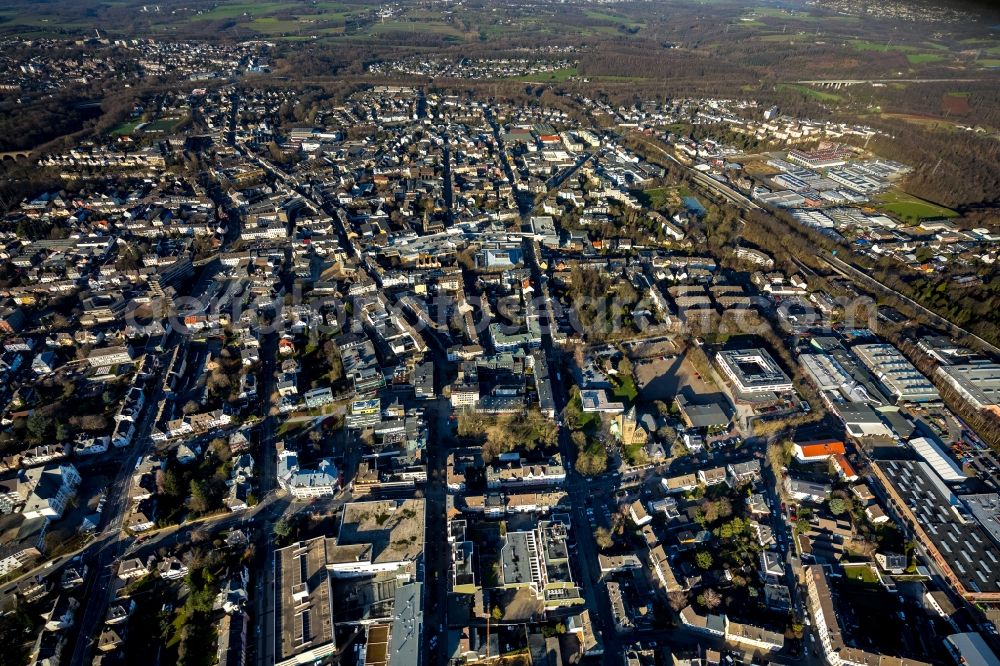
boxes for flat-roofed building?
[274,537,336,666]
[661,473,699,494]
[675,394,730,429]
[852,344,939,404]
[936,362,1000,417]
[872,459,1000,602]
[388,583,422,666]
[499,520,583,610]
[944,632,1000,666]
[909,436,966,483]
[715,348,793,395]
[328,499,425,577]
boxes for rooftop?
[337,499,426,565]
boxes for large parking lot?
[634,353,719,402]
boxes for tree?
[274,518,292,540]
[26,411,54,444]
[699,498,732,524]
[695,551,713,570]
[575,445,607,477]
[617,355,633,379]
[323,339,344,382]
[828,497,849,516]
[668,590,689,612]
[208,437,232,463]
[697,588,722,610]
[182,400,200,415]
[72,414,109,432]
[594,527,613,550]
[189,480,211,514]
[654,400,669,417]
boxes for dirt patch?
[942,93,971,115]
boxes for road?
[67,348,171,666]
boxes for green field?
[843,564,879,584]
[142,116,185,133]
[850,39,917,53]
[368,20,466,38]
[776,83,842,103]
[745,6,825,23]
[978,59,1000,68]
[191,2,299,21]
[876,190,958,222]
[110,120,142,137]
[907,53,945,65]
[612,373,639,404]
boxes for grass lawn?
[623,442,648,466]
[875,190,958,222]
[612,374,638,404]
[110,120,142,136]
[907,53,945,65]
[843,564,879,584]
[142,116,185,133]
[978,59,1000,68]
[850,39,917,53]
[776,83,842,103]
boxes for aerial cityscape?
[0,1,998,666]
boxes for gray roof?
[389,582,423,666]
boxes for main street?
[67,347,169,666]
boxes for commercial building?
[936,362,1000,416]
[908,436,966,483]
[871,459,1000,602]
[675,394,730,429]
[944,632,1000,666]
[327,499,425,577]
[852,344,939,404]
[86,345,136,368]
[793,439,846,462]
[499,520,583,610]
[277,451,340,499]
[715,348,793,395]
[274,537,336,666]
[387,583,422,666]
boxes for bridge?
[0,150,33,162]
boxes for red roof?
[797,439,846,459]
[834,454,857,479]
